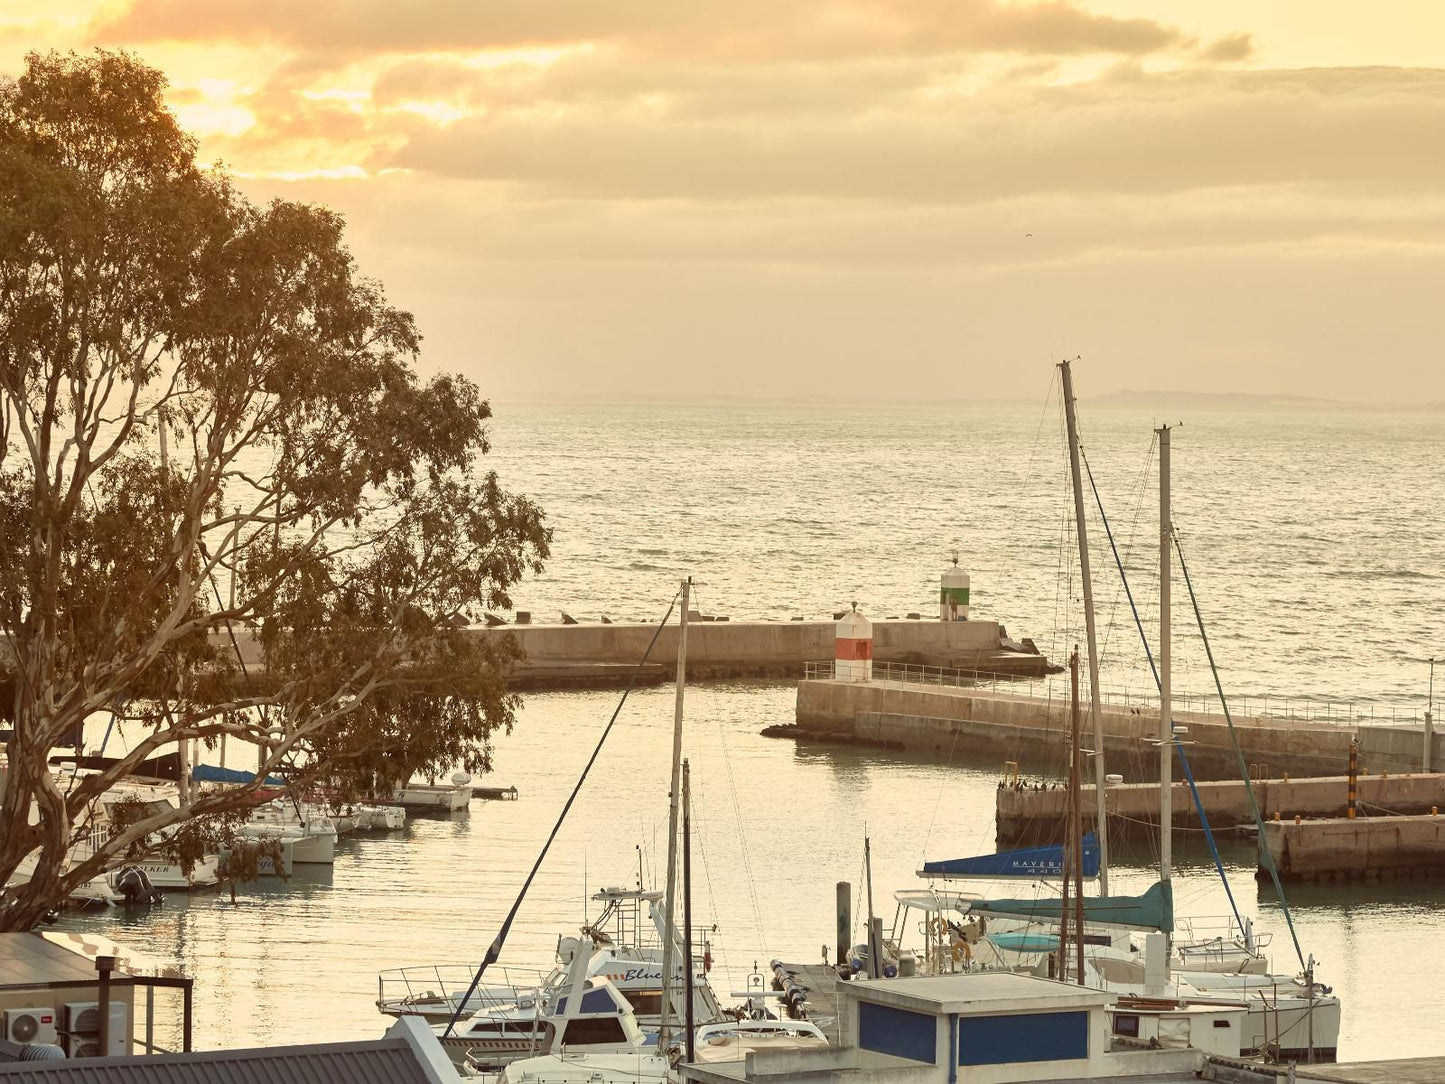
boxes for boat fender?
[703,949,713,972]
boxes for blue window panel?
[858,1002,936,1064]
[581,989,618,1013]
[959,1011,1089,1066]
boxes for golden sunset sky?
[5,1,1444,403]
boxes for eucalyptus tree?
[0,51,549,930]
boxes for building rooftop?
[842,971,1110,1016]
[0,933,165,990]
[0,1018,457,1084]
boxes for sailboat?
[899,374,1339,1062]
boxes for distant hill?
[1088,390,1439,413]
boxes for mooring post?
[1347,739,1358,819]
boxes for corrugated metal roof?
[0,1035,444,1084]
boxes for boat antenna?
[441,588,683,1039]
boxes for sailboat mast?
[1070,649,1086,986]
[1057,649,1078,981]
[659,576,692,1049]
[864,835,879,979]
[683,758,696,1063]
[1059,359,1111,894]
[1158,426,1173,889]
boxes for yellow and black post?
[1347,739,1359,819]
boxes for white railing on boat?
[376,963,552,1019]
[803,660,1434,728]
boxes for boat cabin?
[678,971,1240,1084]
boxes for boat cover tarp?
[52,751,181,780]
[190,763,285,786]
[920,833,1100,880]
[966,879,1174,933]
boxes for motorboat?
[357,804,406,831]
[380,887,725,1031]
[238,799,337,865]
[446,974,650,1069]
[686,1019,828,1064]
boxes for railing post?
[1347,739,1358,819]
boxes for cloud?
[380,66,1445,203]
[1201,33,1254,63]
[95,0,1192,62]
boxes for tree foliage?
[0,50,550,930]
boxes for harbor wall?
[475,618,1012,679]
[1263,814,1445,881]
[997,773,1445,845]
[208,619,1048,687]
[795,678,1356,783]
[1355,724,1443,776]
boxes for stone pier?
[1262,813,1445,881]
[794,678,1358,782]
[996,773,1445,846]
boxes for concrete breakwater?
[995,773,1445,846]
[1263,814,1445,882]
[793,678,1358,783]
[482,617,1050,683]
[209,618,1050,689]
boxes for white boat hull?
[127,854,222,889]
[391,785,470,811]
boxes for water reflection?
[54,682,1445,1060]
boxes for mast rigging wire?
[441,588,683,1039]
[1174,531,1308,971]
[1080,449,1242,932]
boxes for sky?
[4,1,1445,404]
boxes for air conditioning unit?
[61,1001,129,1057]
[4,1007,57,1046]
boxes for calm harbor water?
[60,401,1444,1060]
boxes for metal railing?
[376,963,553,1021]
[804,660,1432,728]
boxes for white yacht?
[380,887,724,1031]
[238,799,337,865]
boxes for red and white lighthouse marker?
[835,605,873,681]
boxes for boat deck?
[765,962,851,1045]
[1298,1057,1445,1083]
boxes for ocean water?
[60,401,1444,1062]
[485,400,1442,705]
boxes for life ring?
[951,942,972,963]
[929,917,947,937]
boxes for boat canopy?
[919,833,1100,881]
[190,764,285,786]
[892,889,981,914]
[966,879,1174,934]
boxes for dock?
[762,962,851,1046]
[1262,813,1445,882]
[794,674,1432,783]
[996,773,1445,845]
